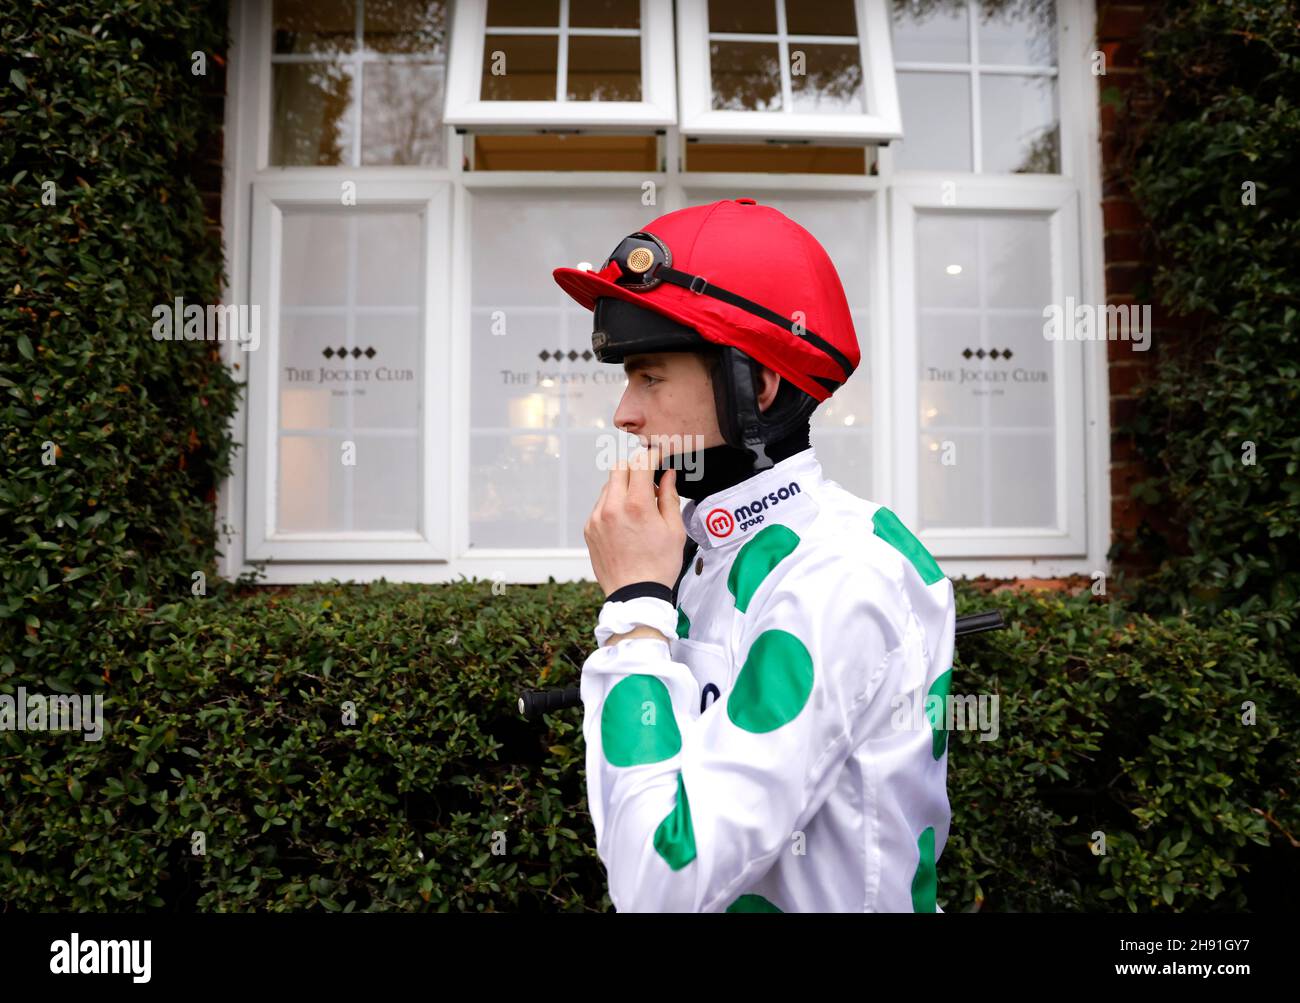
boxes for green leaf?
[10,68,27,92]
[16,334,34,361]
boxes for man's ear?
[757,365,781,413]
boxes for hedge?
[1,580,1295,912]
[1112,0,1300,641]
[1,1,241,688]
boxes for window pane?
[356,212,423,306]
[977,0,1057,65]
[278,434,418,532]
[271,63,354,166]
[364,0,447,56]
[481,35,559,100]
[891,1,969,64]
[486,0,559,28]
[789,43,864,114]
[915,211,1057,530]
[567,35,641,101]
[710,42,782,111]
[570,0,639,29]
[709,0,777,34]
[979,73,1058,173]
[273,0,355,55]
[893,71,971,170]
[281,214,348,306]
[469,192,652,548]
[362,62,445,165]
[276,209,425,535]
[786,0,857,37]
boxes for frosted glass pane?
[277,208,425,535]
[916,214,978,308]
[894,72,972,172]
[281,214,348,305]
[277,434,418,532]
[916,211,1057,530]
[469,433,562,547]
[470,193,650,548]
[357,212,422,306]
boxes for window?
[676,0,902,140]
[269,0,448,166]
[891,0,1059,173]
[245,180,452,561]
[223,0,1106,583]
[443,0,677,129]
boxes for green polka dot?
[727,524,800,613]
[601,675,681,767]
[727,629,814,734]
[911,826,937,912]
[676,607,690,639]
[872,506,943,585]
[726,893,783,912]
[927,668,953,761]
[653,772,696,870]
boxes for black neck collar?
[653,426,811,501]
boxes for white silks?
[580,446,957,912]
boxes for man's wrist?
[593,593,678,648]
[603,624,671,647]
[604,580,674,604]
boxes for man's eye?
[641,374,661,386]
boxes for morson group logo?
[705,481,803,540]
[705,508,735,538]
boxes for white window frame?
[245,178,452,562]
[676,0,902,141]
[890,178,1086,558]
[218,0,1109,585]
[442,0,677,130]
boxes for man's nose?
[612,385,638,434]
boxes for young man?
[552,198,956,912]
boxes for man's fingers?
[627,444,659,505]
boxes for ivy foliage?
[1114,1,1300,634]
[1,1,241,684]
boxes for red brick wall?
[1097,1,1164,580]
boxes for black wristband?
[604,581,674,605]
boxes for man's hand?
[585,445,687,596]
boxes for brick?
[1110,461,1147,497]
[1112,496,1140,533]
[1102,197,1145,230]
[1098,5,1149,40]
[1104,231,1145,263]
[1103,262,1147,298]
[1108,361,1149,396]
[1110,396,1140,428]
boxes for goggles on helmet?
[598,229,855,390]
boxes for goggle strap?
[654,265,855,384]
